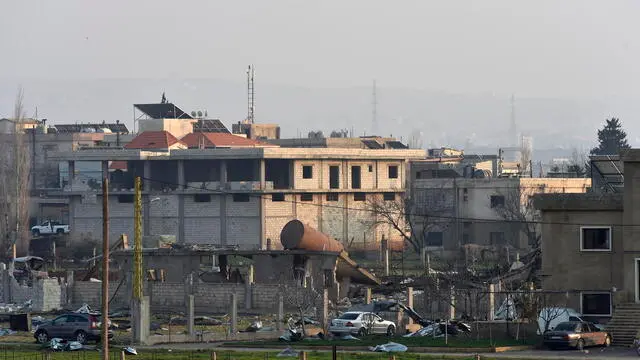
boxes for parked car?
[543,321,611,350]
[328,311,396,337]
[34,313,112,344]
[31,221,70,236]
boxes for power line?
[136,176,629,228]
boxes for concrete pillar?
[381,238,389,276]
[177,160,185,189]
[488,283,495,321]
[220,160,228,185]
[187,294,195,336]
[143,161,151,191]
[132,296,150,344]
[322,288,329,335]
[244,265,254,310]
[365,288,372,305]
[259,159,265,189]
[67,160,75,187]
[230,293,238,334]
[277,294,284,331]
[407,287,414,325]
[66,271,75,306]
[339,277,351,300]
[449,288,456,320]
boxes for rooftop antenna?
[247,65,255,124]
[372,80,378,135]
[509,94,517,147]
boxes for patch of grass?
[227,335,536,349]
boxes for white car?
[328,311,396,337]
[31,221,70,236]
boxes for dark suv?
[34,314,112,344]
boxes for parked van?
[537,307,589,335]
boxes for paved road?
[138,343,640,359]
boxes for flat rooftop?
[49,147,427,161]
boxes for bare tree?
[280,282,322,337]
[407,129,424,149]
[0,88,32,257]
[365,184,454,254]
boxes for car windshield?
[338,313,360,320]
[554,322,578,331]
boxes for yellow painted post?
[133,176,143,300]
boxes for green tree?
[590,118,631,155]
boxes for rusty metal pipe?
[280,220,344,253]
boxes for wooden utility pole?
[101,178,109,360]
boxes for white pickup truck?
[31,221,70,236]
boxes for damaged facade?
[48,132,424,250]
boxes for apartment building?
[410,161,591,257]
[49,131,425,249]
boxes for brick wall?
[294,161,321,190]
[72,282,128,309]
[11,278,62,312]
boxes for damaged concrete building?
[48,126,425,250]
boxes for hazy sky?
[3,0,640,98]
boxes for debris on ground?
[276,347,299,357]
[45,338,83,351]
[194,316,222,326]
[244,320,263,332]
[123,346,138,355]
[369,342,408,353]
[0,329,17,336]
[338,334,360,340]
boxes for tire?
[35,330,49,344]
[575,339,585,351]
[604,335,611,347]
[32,229,40,237]
[56,228,64,235]
[75,330,88,344]
[386,326,395,337]
[357,328,367,337]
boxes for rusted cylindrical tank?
[280,220,344,253]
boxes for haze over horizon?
[2,0,640,153]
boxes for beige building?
[0,118,40,134]
[410,175,591,256]
[49,132,425,250]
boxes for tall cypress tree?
[590,118,631,155]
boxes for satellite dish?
[190,111,197,117]
[197,110,203,117]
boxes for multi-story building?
[410,161,591,257]
[49,131,425,250]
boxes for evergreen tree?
[590,118,631,155]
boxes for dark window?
[351,166,361,189]
[490,232,506,246]
[338,313,360,320]
[300,193,313,202]
[388,165,398,179]
[118,195,134,203]
[329,166,340,189]
[354,193,366,201]
[581,227,611,251]
[490,195,505,208]
[383,193,395,201]
[582,293,612,316]
[416,171,422,179]
[73,315,89,323]
[426,232,443,247]
[368,165,373,172]
[272,193,285,202]
[326,193,339,202]
[232,194,250,202]
[302,166,313,179]
[463,221,471,229]
[462,234,470,244]
[554,322,579,331]
[528,232,538,247]
[194,194,211,203]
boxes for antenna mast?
[247,65,255,124]
[372,80,378,135]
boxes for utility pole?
[133,177,143,300]
[101,178,109,360]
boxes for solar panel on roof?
[53,123,129,134]
[134,103,192,119]
[385,141,408,149]
[362,139,383,149]
[192,119,230,133]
